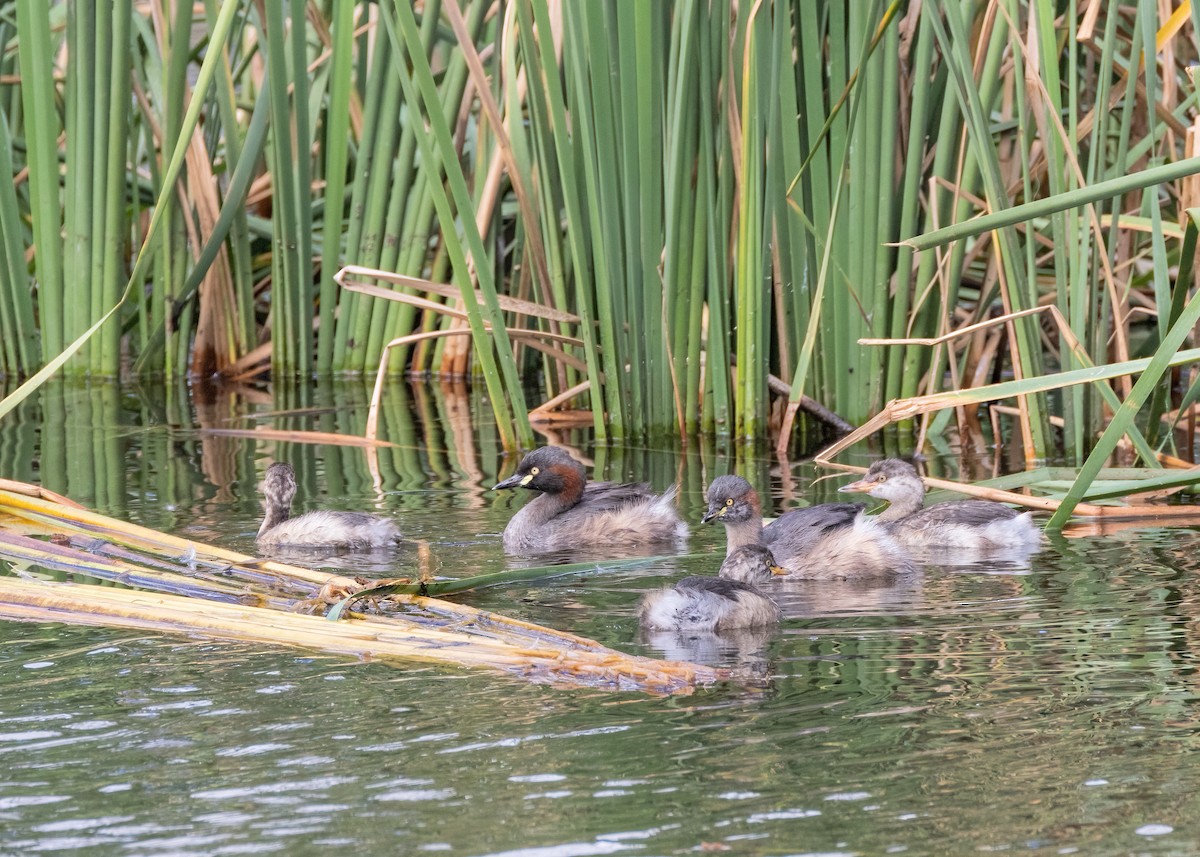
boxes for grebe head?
[493,446,587,496]
[701,475,762,525]
[258,462,299,538]
[838,459,926,505]
[719,544,788,583]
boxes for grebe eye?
[725,498,734,506]
[530,466,540,476]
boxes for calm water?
[2,380,1200,856]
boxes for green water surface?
[1,380,1198,856]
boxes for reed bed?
[2,3,1200,517]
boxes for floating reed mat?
[0,486,726,693]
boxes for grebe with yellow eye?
[702,475,914,579]
[493,446,687,552]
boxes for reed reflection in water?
[2,379,1200,854]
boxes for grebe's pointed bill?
[769,565,789,576]
[493,472,534,491]
[838,477,872,494]
[700,503,725,525]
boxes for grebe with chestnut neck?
[493,447,688,553]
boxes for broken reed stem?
[0,576,726,694]
[0,480,728,693]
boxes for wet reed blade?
[0,485,724,693]
[902,157,1200,253]
[816,344,1200,476]
[0,487,340,589]
[0,481,726,694]
[0,576,725,694]
[0,530,258,603]
[326,556,674,621]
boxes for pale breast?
[257,510,400,549]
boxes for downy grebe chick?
[838,458,1042,550]
[493,446,688,552]
[702,475,914,579]
[256,462,401,550]
[639,544,786,631]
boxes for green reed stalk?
[621,4,654,430]
[0,116,37,375]
[63,1,93,355]
[162,1,195,378]
[97,0,132,375]
[701,0,733,435]
[733,3,767,439]
[502,6,577,403]
[786,2,880,423]
[263,1,315,376]
[663,2,696,436]
[516,0,604,434]
[886,8,934,407]
[387,0,531,449]
[772,3,805,392]
[791,2,833,413]
[378,0,461,375]
[291,0,316,369]
[332,25,389,372]
[867,15,899,415]
[565,4,629,436]
[315,0,356,375]
[15,0,64,361]
[518,0,608,439]
[0,0,240,421]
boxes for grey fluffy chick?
[256,462,401,549]
[639,544,786,632]
[838,459,1042,550]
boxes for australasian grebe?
[256,462,401,549]
[838,458,1042,550]
[493,446,688,552]
[639,544,786,631]
[702,475,914,579]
